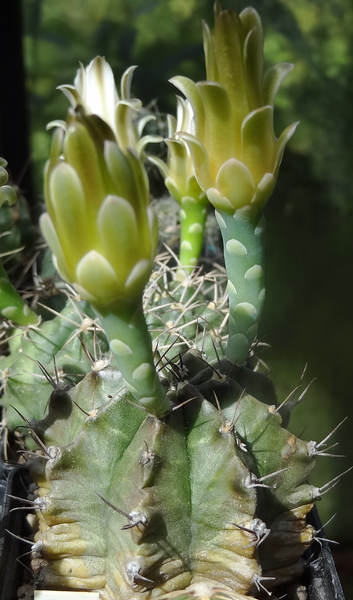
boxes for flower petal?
[251,173,276,209]
[177,133,214,192]
[164,138,191,201]
[125,259,152,299]
[136,134,163,156]
[44,128,64,209]
[215,158,255,211]
[73,61,86,97]
[213,8,249,121]
[76,250,121,305]
[115,101,139,151]
[104,140,137,203]
[240,8,263,110]
[262,63,294,107]
[167,113,177,138]
[169,76,205,140]
[120,65,137,100]
[197,82,233,176]
[97,195,139,279]
[147,155,169,181]
[125,148,150,213]
[241,105,276,183]
[85,56,119,130]
[175,95,194,134]
[202,20,216,81]
[207,188,235,213]
[64,120,107,215]
[273,121,299,176]
[40,212,75,282]
[57,84,82,109]
[137,114,156,137]
[49,162,92,268]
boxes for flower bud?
[41,109,158,308]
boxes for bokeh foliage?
[20,0,353,595]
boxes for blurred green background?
[4,0,353,596]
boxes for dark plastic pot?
[0,463,32,600]
[304,506,345,600]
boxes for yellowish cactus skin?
[28,351,321,599]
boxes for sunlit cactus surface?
[0,5,348,600]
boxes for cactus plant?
[0,4,349,600]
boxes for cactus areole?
[0,4,343,600]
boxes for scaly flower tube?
[40,107,170,415]
[150,97,208,274]
[171,3,297,364]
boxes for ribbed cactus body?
[1,299,109,429]
[29,350,318,599]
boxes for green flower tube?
[41,107,170,415]
[170,4,297,363]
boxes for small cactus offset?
[0,5,348,600]
[1,296,110,428]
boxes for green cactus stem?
[177,195,209,276]
[215,207,265,364]
[95,300,171,415]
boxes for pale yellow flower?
[171,4,297,214]
[41,109,158,307]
